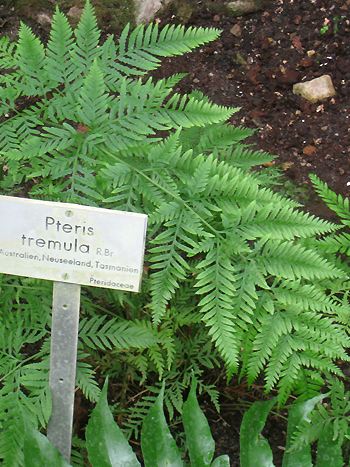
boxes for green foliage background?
[0,2,349,465]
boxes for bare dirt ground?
[156,0,350,219]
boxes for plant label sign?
[0,196,147,291]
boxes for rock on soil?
[227,0,270,16]
[152,0,350,213]
[135,0,171,23]
[293,75,336,103]
[230,23,242,37]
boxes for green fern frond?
[231,261,265,327]
[245,306,349,404]
[291,379,350,452]
[115,23,221,77]
[76,358,101,402]
[71,437,86,467]
[0,37,18,112]
[16,23,46,95]
[79,316,156,351]
[195,124,253,153]
[73,0,100,69]
[149,209,192,324]
[310,174,350,225]
[77,61,109,127]
[164,94,236,127]
[316,233,350,255]
[127,23,221,57]
[157,328,176,370]
[237,201,337,240]
[122,389,158,439]
[103,170,141,210]
[260,240,344,280]
[125,354,149,383]
[0,387,25,466]
[226,144,275,169]
[195,240,240,373]
[147,346,166,377]
[273,281,342,313]
[46,8,75,84]
[0,36,16,68]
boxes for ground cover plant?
[23,377,350,466]
[0,1,349,464]
[23,379,230,466]
[240,378,350,466]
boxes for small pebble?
[303,145,317,156]
[230,24,242,37]
[37,12,51,25]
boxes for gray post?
[47,281,81,461]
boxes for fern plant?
[240,381,350,466]
[310,175,350,258]
[0,2,350,464]
[290,378,350,464]
[302,176,350,325]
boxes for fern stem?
[68,140,83,200]
[0,352,42,383]
[101,148,222,239]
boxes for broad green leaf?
[182,378,215,466]
[316,423,343,467]
[240,399,276,467]
[23,424,71,467]
[211,454,230,466]
[141,384,184,467]
[283,394,325,467]
[86,379,140,467]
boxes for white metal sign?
[0,196,147,291]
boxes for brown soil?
[1,1,349,465]
[156,0,350,218]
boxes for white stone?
[227,0,265,16]
[134,0,172,23]
[293,75,336,103]
[36,12,52,26]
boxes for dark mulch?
[156,0,350,218]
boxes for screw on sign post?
[0,196,147,462]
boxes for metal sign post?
[0,196,147,462]
[47,282,81,461]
